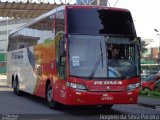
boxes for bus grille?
[87,85,127,92]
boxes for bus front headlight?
[127,82,141,91]
[67,82,87,90]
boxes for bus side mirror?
[136,37,142,58]
[132,37,141,46]
[137,37,141,46]
[132,37,141,49]
[137,37,141,52]
[132,37,141,58]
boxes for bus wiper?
[89,41,104,80]
[100,41,104,68]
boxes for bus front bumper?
[64,88,140,105]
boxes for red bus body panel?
[52,77,140,105]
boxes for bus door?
[55,33,67,100]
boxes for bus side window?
[59,36,66,79]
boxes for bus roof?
[9,5,130,35]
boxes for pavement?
[138,96,160,110]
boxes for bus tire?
[101,104,113,109]
[13,77,22,96]
[46,83,59,109]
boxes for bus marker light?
[76,92,81,95]
[130,97,133,101]
[127,92,132,95]
[77,98,80,102]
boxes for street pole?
[154,29,160,71]
[154,29,160,52]
[6,17,8,75]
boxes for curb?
[138,103,156,109]
[138,103,160,111]
[0,85,9,87]
[0,84,8,87]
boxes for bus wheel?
[13,78,22,96]
[101,104,113,109]
[46,83,59,109]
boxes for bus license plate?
[101,95,113,101]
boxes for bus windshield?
[69,35,139,79]
[67,8,136,35]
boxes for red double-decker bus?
[7,5,141,109]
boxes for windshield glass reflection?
[69,35,138,79]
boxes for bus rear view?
[65,6,141,107]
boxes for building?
[0,18,32,73]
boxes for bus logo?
[106,86,110,91]
[94,81,122,85]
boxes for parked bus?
[7,5,141,109]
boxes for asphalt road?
[0,87,160,120]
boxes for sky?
[1,0,160,47]
[108,0,160,47]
